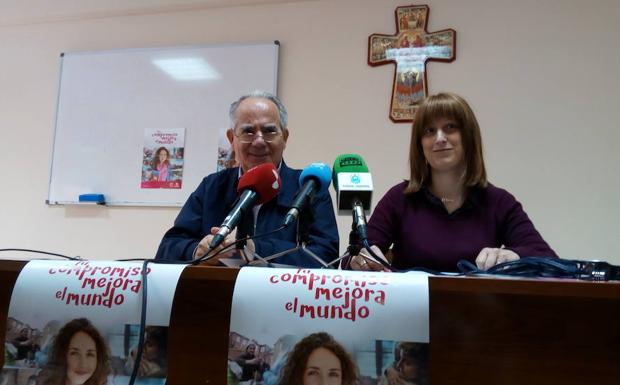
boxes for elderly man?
[155,91,339,267]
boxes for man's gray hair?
[229,90,288,129]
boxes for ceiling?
[0,0,316,26]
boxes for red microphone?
[236,163,281,204]
[209,163,281,250]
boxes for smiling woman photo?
[277,332,358,385]
[37,318,111,385]
[152,147,171,182]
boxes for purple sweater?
[367,181,557,272]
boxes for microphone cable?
[191,225,287,265]
[457,256,620,281]
[337,239,396,272]
[358,245,465,276]
[360,239,395,272]
[339,241,467,276]
[0,248,81,260]
[126,259,150,385]
[118,225,288,266]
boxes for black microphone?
[209,163,281,251]
[283,163,332,228]
[352,199,369,241]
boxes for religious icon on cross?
[368,5,456,122]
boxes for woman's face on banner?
[66,331,97,385]
[144,339,160,361]
[158,149,168,163]
[303,347,342,385]
[396,349,419,381]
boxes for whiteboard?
[47,42,279,206]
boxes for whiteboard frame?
[47,41,280,207]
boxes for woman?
[124,326,168,378]
[153,147,170,181]
[277,332,358,385]
[380,342,428,385]
[351,92,556,272]
[37,318,111,385]
[35,320,61,366]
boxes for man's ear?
[282,128,289,142]
[226,128,234,145]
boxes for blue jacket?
[155,162,339,267]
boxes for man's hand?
[194,227,238,264]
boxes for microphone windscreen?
[237,163,281,204]
[299,163,332,193]
[332,154,369,189]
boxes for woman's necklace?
[434,190,463,206]
[431,170,466,207]
[431,187,460,204]
[440,196,456,204]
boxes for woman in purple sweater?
[351,92,556,272]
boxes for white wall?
[0,0,618,264]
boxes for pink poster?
[140,128,185,189]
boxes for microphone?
[332,153,373,210]
[332,154,373,241]
[332,154,393,271]
[210,163,281,251]
[352,201,368,241]
[283,163,332,227]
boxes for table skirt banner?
[228,267,430,385]
[2,260,186,385]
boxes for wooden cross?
[368,5,456,122]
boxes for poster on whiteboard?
[140,128,185,189]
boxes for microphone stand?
[249,242,328,268]
[248,210,332,268]
[328,221,363,269]
[329,206,394,271]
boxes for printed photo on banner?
[140,128,185,189]
[2,260,185,385]
[228,268,430,385]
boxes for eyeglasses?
[234,126,282,143]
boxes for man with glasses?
[155,91,339,267]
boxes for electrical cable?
[126,259,150,385]
[361,239,395,272]
[349,241,461,276]
[191,225,287,265]
[0,248,80,260]
[457,256,620,281]
[99,225,289,266]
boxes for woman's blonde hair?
[406,92,487,193]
